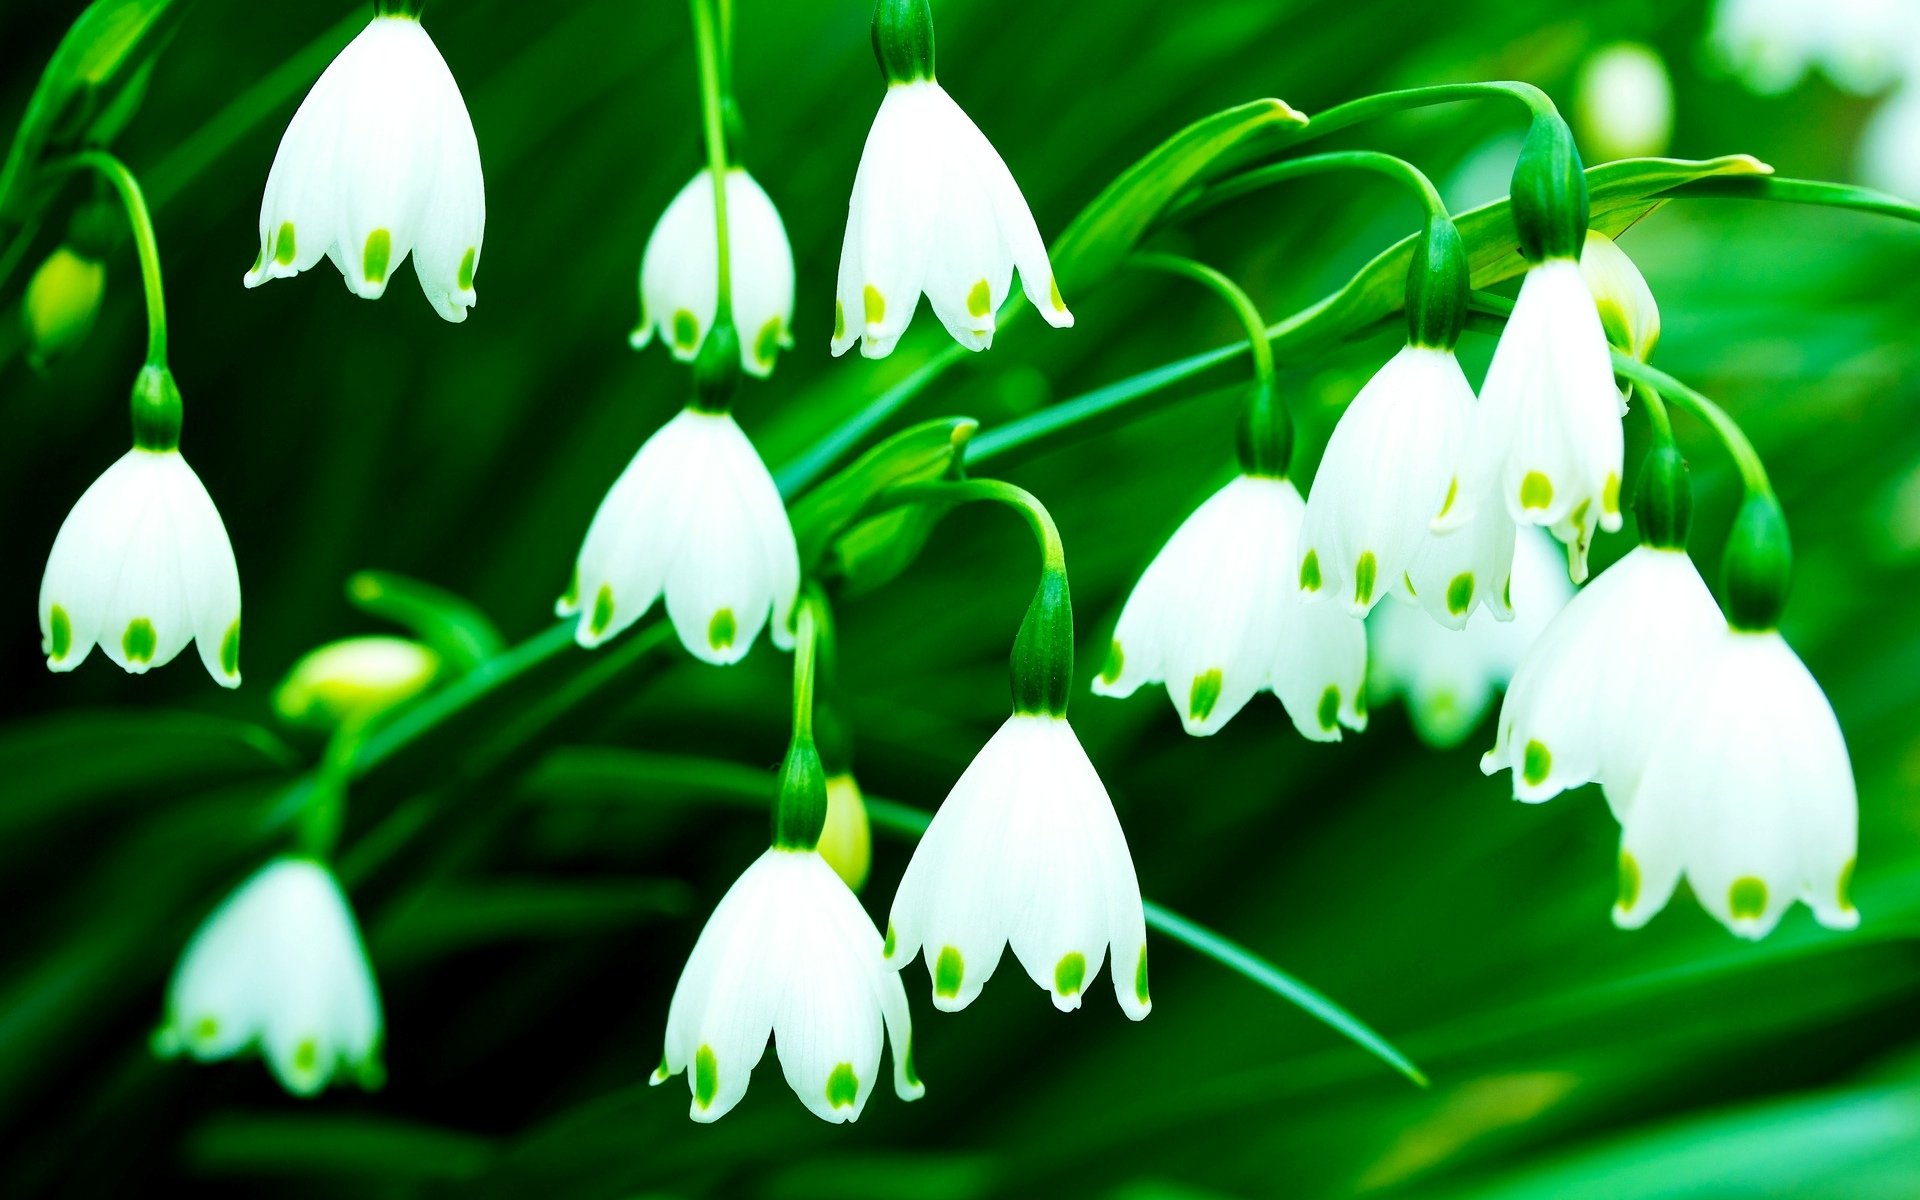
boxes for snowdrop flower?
[1471,256,1624,583]
[1616,626,1858,938]
[1580,231,1660,365]
[1482,543,1723,807]
[833,0,1071,359]
[1575,42,1675,162]
[1404,471,1519,630]
[1094,475,1368,739]
[153,857,383,1097]
[245,9,484,322]
[1371,528,1571,749]
[631,168,795,377]
[40,444,241,687]
[652,848,921,1123]
[1298,345,1477,616]
[559,406,798,664]
[887,714,1150,1019]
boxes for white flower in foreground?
[1471,257,1624,583]
[1298,345,1476,616]
[153,857,383,1097]
[1403,471,1520,630]
[245,12,484,322]
[832,79,1071,359]
[1616,627,1858,938]
[1371,528,1571,749]
[887,714,1150,1018]
[631,168,795,377]
[1482,544,1724,807]
[559,407,798,664]
[1094,475,1367,739]
[652,848,921,1123]
[1575,42,1675,161]
[40,448,241,686]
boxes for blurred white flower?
[274,636,440,729]
[887,714,1150,1019]
[631,168,795,378]
[559,407,798,665]
[1093,475,1368,739]
[1615,627,1858,939]
[40,448,241,687]
[652,848,921,1123]
[1371,529,1571,749]
[832,79,1071,359]
[245,12,484,321]
[1482,545,1724,807]
[1297,345,1476,617]
[1860,81,1920,199]
[1575,42,1675,161]
[1708,0,1918,95]
[154,857,383,1097]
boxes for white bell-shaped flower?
[1579,231,1660,365]
[244,12,485,322]
[559,407,798,665]
[651,848,922,1123]
[1482,544,1724,807]
[40,448,241,687]
[1861,80,1920,201]
[1615,627,1858,938]
[1370,528,1571,749]
[887,713,1150,1019]
[1470,257,1624,582]
[1094,475,1367,739]
[631,168,795,378]
[153,857,383,1097]
[832,80,1071,359]
[1298,345,1477,617]
[1404,469,1520,631]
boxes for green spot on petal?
[934,945,964,998]
[220,619,241,678]
[1317,685,1339,732]
[863,284,886,327]
[694,1044,718,1109]
[1135,942,1150,1005]
[967,278,992,318]
[1354,551,1377,607]
[1188,669,1223,722]
[1522,739,1552,787]
[1403,571,1417,598]
[1617,850,1641,910]
[672,309,699,350]
[1838,858,1856,912]
[457,246,477,292]
[754,317,783,368]
[1300,549,1322,592]
[1100,640,1124,685]
[902,1035,920,1087]
[48,605,71,661]
[589,584,615,638]
[1603,472,1622,516]
[123,618,156,664]
[833,300,846,341]
[362,228,391,284]
[293,1038,319,1075]
[273,221,297,266]
[1519,471,1554,511]
[826,1062,859,1109]
[1437,476,1459,519]
[1503,575,1514,609]
[708,608,736,651]
[883,922,897,958]
[1048,276,1066,313]
[1054,951,1087,997]
[1729,876,1768,920]
[1569,498,1591,532]
[1446,572,1475,617]
[194,1016,219,1045]
[560,570,579,610]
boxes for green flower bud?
[1632,442,1692,550]
[23,247,106,369]
[1234,377,1292,478]
[818,773,873,891]
[1721,491,1792,631]
[274,636,442,731]
[130,364,183,451]
[1010,564,1073,717]
[771,729,829,850]
[692,319,743,412]
[1405,215,1469,350]
[871,0,935,84]
[1510,113,1590,263]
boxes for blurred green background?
[3,0,1919,1195]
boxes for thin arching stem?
[1167,149,1449,229]
[1128,253,1274,388]
[46,151,167,366]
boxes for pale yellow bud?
[274,636,440,730]
[1575,42,1674,162]
[817,773,872,892]
[23,246,106,368]
[1581,230,1661,364]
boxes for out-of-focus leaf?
[789,416,976,575]
[0,0,192,221]
[185,1113,494,1182]
[369,876,692,961]
[345,570,506,673]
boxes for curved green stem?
[298,718,366,860]
[1168,149,1448,228]
[1635,379,1673,444]
[887,477,1065,572]
[691,0,733,320]
[45,151,165,365]
[1294,80,1557,145]
[790,590,820,744]
[1129,253,1275,387]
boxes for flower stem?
[45,151,167,367]
[691,0,733,322]
[1292,80,1558,145]
[1168,149,1449,227]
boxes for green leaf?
[369,877,692,961]
[345,569,507,673]
[0,0,192,222]
[185,1114,493,1182]
[788,416,976,578]
[1051,98,1308,294]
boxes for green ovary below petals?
[694,1044,718,1109]
[1617,850,1641,910]
[1317,685,1340,732]
[708,609,736,651]
[826,1062,859,1110]
[123,618,157,664]
[1519,471,1554,511]
[1354,552,1378,607]
[273,222,297,266]
[1446,573,1475,616]
[589,585,615,638]
[362,229,391,284]
[967,279,992,319]
[1300,549,1322,592]
[1100,640,1124,685]
[457,247,477,292]
[863,285,886,327]
[48,605,71,660]
[1135,942,1150,1004]
[672,309,699,351]
[934,946,964,998]
[1729,876,1768,920]
[754,317,783,368]
[1522,740,1552,787]
[1188,669,1224,722]
[220,620,241,678]
[1054,952,1086,997]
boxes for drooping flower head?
[632,167,795,378]
[245,8,485,322]
[832,0,1072,358]
[153,857,384,1097]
